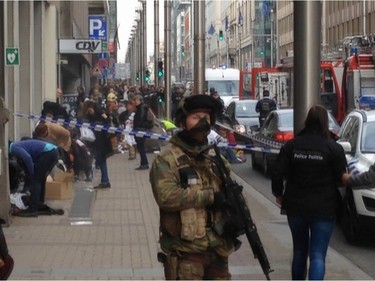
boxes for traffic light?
[157,93,164,103]
[157,61,164,78]
[260,49,264,55]
[219,30,224,41]
[181,46,185,56]
[136,73,140,81]
[145,69,151,82]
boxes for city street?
[3,151,372,280]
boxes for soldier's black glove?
[210,192,229,211]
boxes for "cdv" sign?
[59,39,102,54]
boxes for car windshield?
[235,102,258,117]
[361,122,375,153]
[207,81,239,97]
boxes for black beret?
[175,94,223,126]
[181,94,223,114]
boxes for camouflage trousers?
[163,250,231,280]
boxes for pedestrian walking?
[171,86,184,121]
[82,100,113,189]
[271,104,347,280]
[106,92,120,152]
[210,90,225,122]
[255,90,277,127]
[150,94,239,280]
[76,86,86,118]
[129,94,151,170]
[9,139,61,217]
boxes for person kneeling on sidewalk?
[9,139,64,217]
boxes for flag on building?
[208,23,215,35]
[238,10,243,26]
[263,2,269,17]
[225,15,229,31]
[114,24,120,49]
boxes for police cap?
[175,94,223,126]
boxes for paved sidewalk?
[3,150,372,280]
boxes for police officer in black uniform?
[271,105,347,280]
[255,90,277,127]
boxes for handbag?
[80,127,96,142]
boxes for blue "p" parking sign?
[88,15,107,41]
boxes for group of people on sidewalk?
[7,84,155,217]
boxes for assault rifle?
[212,145,274,280]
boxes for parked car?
[336,109,375,243]
[250,108,340,177]
[220,99,259,144]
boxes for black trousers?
[29,149,59,210]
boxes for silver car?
[223,99,260,135]
[337,109,375,243]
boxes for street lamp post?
[238,26,242,70]
[271,9,274,67]
[251,19,254,71]
[217,39,220,67]
[225,35,229,67]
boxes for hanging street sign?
[59,39,102,54]
[88,15,107,40]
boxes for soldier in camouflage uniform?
[149,94,239,280]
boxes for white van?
[205,67,240,107]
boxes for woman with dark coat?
[271,105,347,280]
[82,100,113,189]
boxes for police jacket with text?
[272,129,347,218]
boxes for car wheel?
[263,154,270,177]
[251,152,260,170]
[341,192,361,244]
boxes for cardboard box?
[45,172,74,200]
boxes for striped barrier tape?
[13,112,281,154]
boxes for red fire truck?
[341,47,375,113]
[239,67,289,108]
[240,56,346,123]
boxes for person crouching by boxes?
[9,139,64,217]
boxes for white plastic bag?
[80,127,96,142]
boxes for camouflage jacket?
[149,134,235,257]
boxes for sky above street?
[117,0,164,63]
